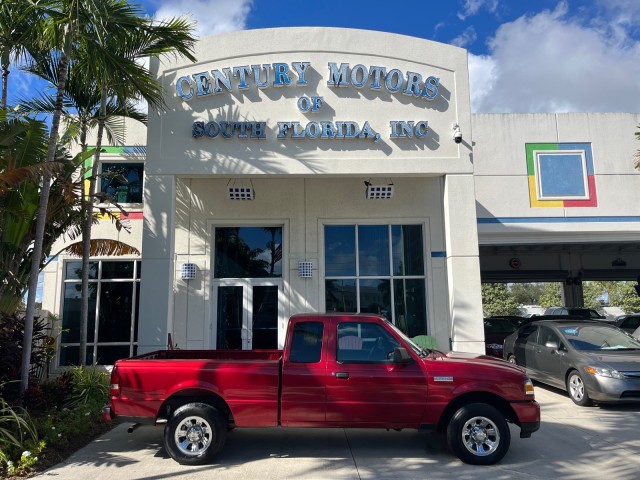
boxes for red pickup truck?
[105,314,539,466]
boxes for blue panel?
[477,217,640,224]
[538,153,585,197]
[561,143,593,175]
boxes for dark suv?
[543,307,605,319]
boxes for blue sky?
[139,0,640,113]
[10,0,640,113]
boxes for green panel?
[525,143,558,176]
[84,157,93,179]
[95,146,125,153]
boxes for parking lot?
[36,383,640,480]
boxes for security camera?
[452,124,462,144]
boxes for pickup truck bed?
[112,350,282,426]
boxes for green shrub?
[0,388,41,476]
[24,371,73,412]
[66,366,109,408]
[0,312,58,402]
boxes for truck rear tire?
[446,403,510,465]
[164,402,227,465]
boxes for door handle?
[334,372,349,379]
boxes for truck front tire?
[164,403,227,465]
[446,403,510,465]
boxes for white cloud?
[153,0,253,39]
[7,68,41,107]
[458,0,498,21]
[451,26,478,48]
[469,2,640,113]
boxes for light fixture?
[612,257,627,267]
[227,179,255,200]
[180,263,197,280]
[365,179,394,199]
[452,123,462,144]
[298,261,313,278]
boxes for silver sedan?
[503,319,640,406]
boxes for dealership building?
[41,28,640,366]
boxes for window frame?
[58,259,141,366]
[322,222,429,336]
[98,160,144,207]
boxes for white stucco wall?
[140,27,484,353]
[473,113,640,244]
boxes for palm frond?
[61,239,140,257]
[0,162,64,197]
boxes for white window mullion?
[355,225,361,312]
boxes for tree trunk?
[80,94,106,365]
[20,52,69,395]
[1,64,8,110]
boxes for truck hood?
[430,350,526,375]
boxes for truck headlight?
[584,366,624,379]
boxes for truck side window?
[290,322,323,363]
[337,322,400,363]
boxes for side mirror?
[545,341,559,350]
[393,347,412,364]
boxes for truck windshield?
[385,320,428,356]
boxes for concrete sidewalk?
[35,385,640,480]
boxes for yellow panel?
[528,176,562,208]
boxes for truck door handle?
[334,372,349,379]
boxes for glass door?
[212,226,284,350]
[214,280,282,350]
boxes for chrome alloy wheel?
[568,373,585,402]
[461,416,500,457]
[174,415,212,456]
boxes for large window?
[100,162,143,204]
[324,224,428,337]
[59,260,140,366]
[214,227,283,278]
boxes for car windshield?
[484,318,516,333]
[385,320,428,356]
[567,309,603,319]
[559,325,640,351]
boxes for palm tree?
[73,17,195,364]
[19,59,145,361]
[21,0,195,389]
[0,112,86,313]
[0,1,42,109]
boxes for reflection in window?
[290,322,323,363]
[337,322,400,363]
[60,260,140,366]
[324,224,428,336]
[100,163,143,203]
[215,227,283,278]
[324,226,356,276]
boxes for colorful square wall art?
[525,143,597,208]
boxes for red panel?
[121,212,144,219]
[564,176,597,207]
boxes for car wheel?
[446,403,510,465]
[164,402,227,465]
[566,370,592,407]
[507,354,517,365]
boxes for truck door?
[325,320,427,426]
[280,321,327,425]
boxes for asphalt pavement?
[34,384,640,480]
